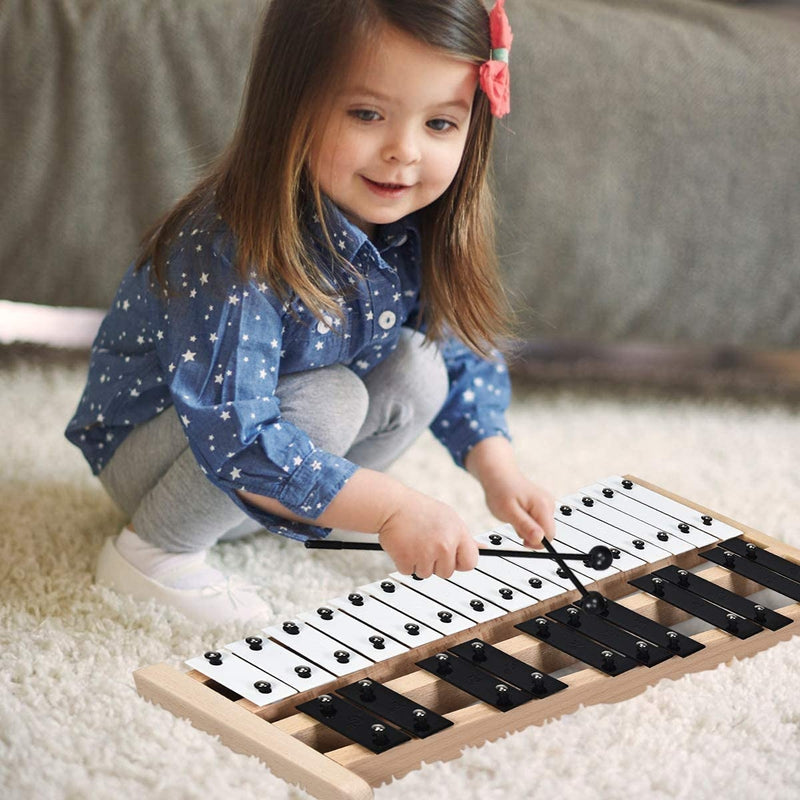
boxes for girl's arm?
[463,435,556,548]
[238,469,479,579]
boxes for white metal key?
[600,475,734,536]
[299,605,408,661]
[332,590,442,648]
[264,619,373,677]
[446,562,538,612]
[484,525,599,589]
[392,572,507,622]
[225,635,334,692]
[552,518,643,573]
[554,499,674,563]
[473,532,568,602]
[562,491,694,555]
[361,577,474,635]
[185,650,296,707]
[596,476,731,544]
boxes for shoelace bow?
[201,575,263,608]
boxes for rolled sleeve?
[430,338,512,468]
[161,249,357,539]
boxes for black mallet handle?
[304,540,614,570]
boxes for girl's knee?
[395,329,449,420]
[324,366,370,446]
[277,364,369,455]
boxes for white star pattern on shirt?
[65,208,511,542]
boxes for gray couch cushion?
[1,0,261,308]
[496,0,800,348]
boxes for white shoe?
[95,536,271,625]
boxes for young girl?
[66,0,555,624]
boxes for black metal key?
[702,547,800,602]
[653,564,792,631]
[715,537,800,584]
[448,638,568,697]
[337,678,452,738]
[416,652,533,711]
[547,604,673,666]
[516,616,638,676]
[297,693,410,753]
[575,595,704,657]
[629,573,762,639]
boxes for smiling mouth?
[364,177,410,190]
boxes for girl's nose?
[382,125,421,165]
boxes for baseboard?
[0,300,104,348]
[2,299,799,398]
[508,338,800,398]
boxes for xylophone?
[134,476,800,800]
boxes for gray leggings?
[98,329,448,552]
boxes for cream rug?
[2,354,799,799]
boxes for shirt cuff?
[275,449,359,518]
[227,449,359,542]
[229,495,334,542]
[435,411,511,468]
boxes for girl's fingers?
[433,551,457,580]
[515,496,556,544]
[506,502,546,548]
[413,564,433,579]
[455,539,480,572]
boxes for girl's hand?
[377,490,479,579]
[239,470,478,579]
[482,471,556,549]
[464,436,556,550]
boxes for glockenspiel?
[134,476,800,800]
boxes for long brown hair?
[137,0,511,356]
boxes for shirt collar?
[309,198,420,267]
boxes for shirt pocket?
[281,310,350,370]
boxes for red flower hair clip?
[479,0,513,118]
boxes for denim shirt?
[65,204,511,540]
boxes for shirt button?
[378,310,396,330]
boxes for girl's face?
[309,26,478,238]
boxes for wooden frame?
[133,477,800,800]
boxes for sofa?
[2,0,799,371]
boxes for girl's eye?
[427,118,456,133]
[349,109,381,122]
